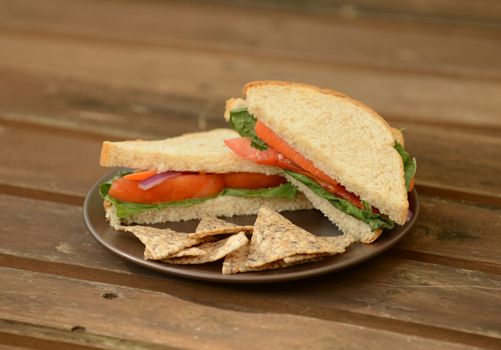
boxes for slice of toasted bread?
[104,195,312,229]
[228,81,408,224]
[285,175,381,243]
[100,129,282,175]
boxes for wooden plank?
[0,343,32,350]
[329,0,501,23]
[2,115,500,203]
[204,0,501,24]
[0,319,171,350]
[1,0,500,82]
[1,194,501,344]
[0,195,129,273]
[2,268,484,350]
[0,30,500,130]
[0,70,222,140]
[397,122,501,201]
[395,195,501,267]
[1,69,500,141]
[0,125,106,197]
[2,192,500,271]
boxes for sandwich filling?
[225,107,417,231]
[100,171,300,218]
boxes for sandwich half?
[223,81,416,243]
[99,128,312,228]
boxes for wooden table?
[1,1,500,349]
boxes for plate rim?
[83,169,419,284]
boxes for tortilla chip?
[282,254,325,264]
[246,207,351,268]
[118,225,199,260]
[196,216,239,232]
[169,246,207,258]
[164,232,248,265]
[222,243,324,275]
[317,234,356,248]
[222,243,252,274]
[144,247,155,260]
[187,216,253,240]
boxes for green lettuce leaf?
[394,141,417,191]
[222,182,298,198]
[228,107,268,150]
[284,170,394,231]
[99,172,298,218]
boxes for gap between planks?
[385,116,501,136]
[182,0,501,31]
[387,249,501,276]
[1,255,500,350]
[417,185,501,208]
[0,184,83,207]
[0,25,500,84]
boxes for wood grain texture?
[1,194,501,343]
[197,0,501,24]
[0,30,500,130]
[395,196,501,267]
[0,125,106,197]
[0,319,173,350]
[2,267,485,350]
[1,0,500,81]
[0,70,219,140]
[396,123,501,201]
[0,341,34,350]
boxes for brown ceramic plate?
[84,170,419,284]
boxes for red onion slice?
[138,171,181,190]
[406,209,414,223]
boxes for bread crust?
[243,80,394,134]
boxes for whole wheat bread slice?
[104,195,312,228]
[225,81,408,224]
[100,129,280,175]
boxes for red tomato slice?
[255,121,338,185]
[109,174,225,204]
[122,170,157,181]
[224,138,301,171]
[223,172,286,189]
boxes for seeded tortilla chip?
[282,254,325,264]
[222,243,252,274]
[277,235,356,267]
[118,225,199,260]
[187,216,253,240]
[168,246,207,258]
[164,232,248,265]
[246,207,351,268]
[222,243,324,275]
[144,247,155,260]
